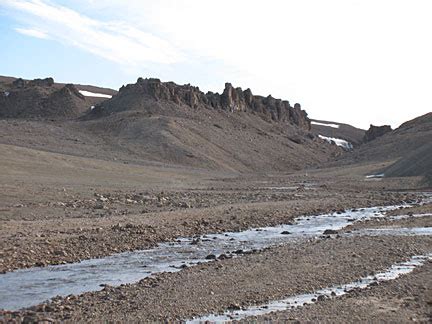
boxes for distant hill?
[310,119,365,147]
[0,75,116,118]
[0,75,117,97]
[333,112,432,186]
[350,112,432,162]
[0,77,90,119]
[80,78,342,172]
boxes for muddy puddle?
[189,254,432,323]
[0,198,429,310]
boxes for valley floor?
[0,143,430,323]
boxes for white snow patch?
[365,174,385,179]
[79,90,112,98]
[318,134,353,150]
[311,121,340,128]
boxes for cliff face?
[112,78,311,130]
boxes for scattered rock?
[323,229,338,235]
[205,254,216,260]
[317,295,327,302]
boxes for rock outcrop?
[363,125,392,142]
[0,77,88,119]
[12,77,55,88]
[113,78,311,130]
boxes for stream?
[0,198,430,310]
[189,253,432,322]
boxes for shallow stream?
[0,198,430,310]
[189,253,432,322]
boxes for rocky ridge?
[93,78,311,130]
[0,77,88,119]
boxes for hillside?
[310,119,365,147]
[0,76,116,119]
[0,76,343,173]
[344,112,432,164]
[81,78,341,172]
[0,77,90,119]
[383,142,432,186]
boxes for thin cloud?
[15,27,49,39]
[3,0,183,66]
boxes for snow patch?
[365,174,385,179]
[78,90,112,98]
[318,135,353,150]
[311,121,340,128]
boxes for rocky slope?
[344,112,432,164]
[78,78,342,172]
[90,78,311,130]
[321,112,432,187]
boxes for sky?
[1,0,431,129]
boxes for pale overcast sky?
[1,0,431,129]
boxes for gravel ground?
[249,262,432,323]
[1,142,431,323]
[1,235,430,322]
[1,184,417,273]
[343,202,432,232]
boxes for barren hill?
[0,76,117,119]
[0,75,117,97]
[317,112,432,187]
[344,112,432,163]
[310,119,365,146]
[78,78,342,172]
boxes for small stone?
[323,229,338,235]
[317,295,327,302]
[218,254,229,260]
[228,303,242,310]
